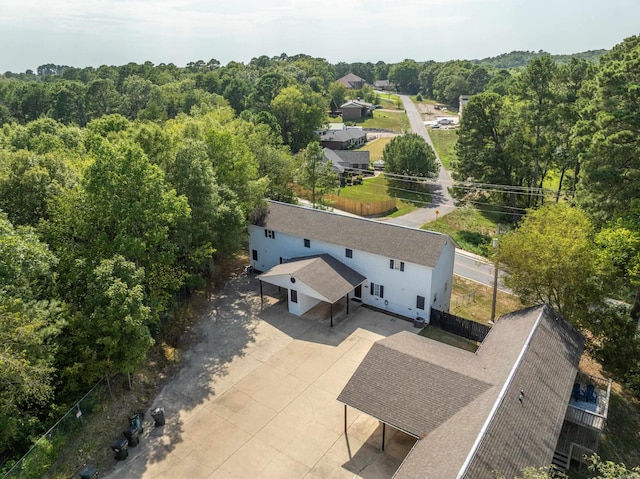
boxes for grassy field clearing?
[428,128,458,170]
[356,137,393,161]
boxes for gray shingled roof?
[254,201,452,269]
[323,149,370,173]
[341,99,374,108]
[337,332,492,437]
[318,128,367,144]
[333,150,370,166]
[462,307,584,479]
[257,254,366,303]
[337,304,584,479]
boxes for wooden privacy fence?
[327,196,396,217]
[430,308,491,342]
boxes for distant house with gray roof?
[323,148,370,178]
[249,201,456,321]
[374,79,393,91]
[318,127,367,150]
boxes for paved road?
[455,249,510,293]
[382,95,456,227]
[368,96,509,291]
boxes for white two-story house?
[248,201,456,322]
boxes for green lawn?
[356,137,393,161]
[379,97,402,110]
[422,205,503,256]
[429,128,458,170]
[337,174,430,216]
[348,110,410,132]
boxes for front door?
[354,284,362,301]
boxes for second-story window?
[389,259,405,271]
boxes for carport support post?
[260,280,263,309]
[330,304,333,328]
[382,422,386,451]
[344,404,347,433]
[346,293,349,315]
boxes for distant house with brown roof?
[338,304,612,478]
[340,100,374,120]
[336,73,367,90]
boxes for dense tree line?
[453,36,640,398]
[0,107,299,464]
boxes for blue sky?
[1,0,638,72]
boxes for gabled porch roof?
[257,254,366,303]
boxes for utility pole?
[490,234,500,324]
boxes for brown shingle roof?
[255,201,452,269]
[257,254,365,303]
[337,305,584,479]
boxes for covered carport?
[337,331,492,450]
[257,254,366,327]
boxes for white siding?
[430,240,456,313]
[288,290,321,316]
[249,224,454,322]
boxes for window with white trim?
[291,290,298,303]
[346,248,352,258]
[370,282,384,298]
[416,295,425,310]
[252,249,258,261]
[304,238,310,248]
[389,259,405,271]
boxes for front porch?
[259,280,364,328]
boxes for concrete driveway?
[104,275,417,478]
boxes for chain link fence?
[3,377,112,479]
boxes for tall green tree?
[271,85,326,152]
[62,255,153,385]
[389,60,422,94]
[297,141,338,208]
[44,139,190,317]
[382,133,439,193]
[0,150,75,226]
[497,203,601,327]
[163,139,244,278]
[513,56,558,195]
[0,213,61,455]
[575,35,640,223]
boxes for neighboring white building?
[459,94,471,116]
[249,201,456,322]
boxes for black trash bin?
[129,412,144,433]
[79,465,99,479]
[110,438,129,460]
[150,407,165,426]
[123,426,140,447]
